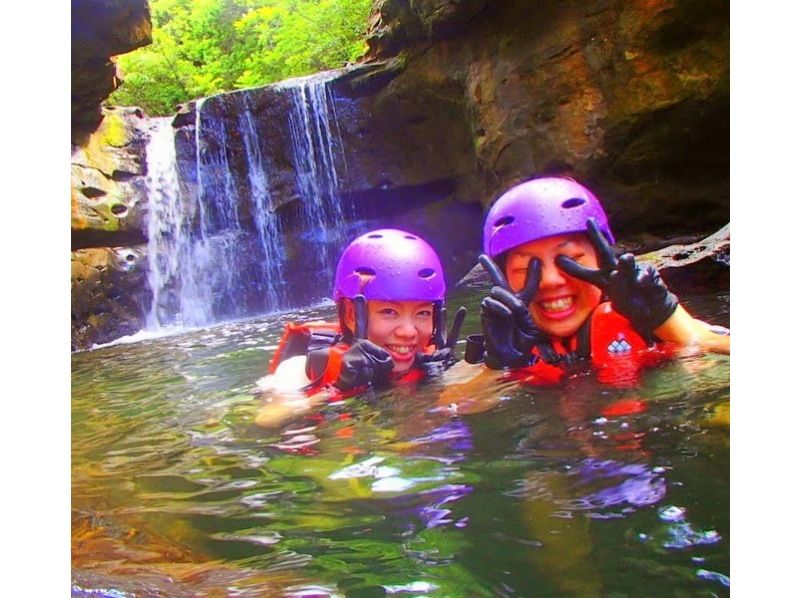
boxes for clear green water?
[72,286,730,597]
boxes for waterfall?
[279,71,356,290]
[238,93,286,311]
[186,96,249,323]
[144,117,213,329]
[144,70,357,331]
[145,106,251,330]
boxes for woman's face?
[346,299,434,374]
[504,233,602,339]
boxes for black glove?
[555,217,679,340]
[415,303,468,374]
[478,254,556,369]
[334,295,394,391]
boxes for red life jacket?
[516,302,676,387]
[586,302,676,386]
[268,321,348,389]
[269,321,435,393]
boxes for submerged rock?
[640,223,729,271]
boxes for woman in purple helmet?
[263,228,466,396]
[474,177,729,371]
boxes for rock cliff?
[361,0,729,234]
[72,0,152,144]
[71,107,152,350]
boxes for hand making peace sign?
[415,302,468,373]
[478,253,556,369]
[555,217,678,339]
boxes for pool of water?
[72,284,730,597]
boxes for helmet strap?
[431,300,445,346]
[338,300,357,343]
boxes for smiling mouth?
[538,296,575,314]
[386,344,415,359]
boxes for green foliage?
[108,0,373,115]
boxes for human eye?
[378,308,398,317]
[417,309,433,318]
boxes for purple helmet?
[333,229,446,302]
[483,177,615,258]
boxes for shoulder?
[258,355,312,393]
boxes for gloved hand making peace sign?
[334,295,394,391]
[555,217,679,341]
[478,254,556,369]
[415,303,468,373]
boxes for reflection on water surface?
[72,286,730,596]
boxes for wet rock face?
[72,0,152,143]
[365,0,489,58]
[71,107,150,250]
[71,106,153,349]
[330,69,479,203]
[71,246,151,351]
[364,0,729,236]
[171,90,302,227]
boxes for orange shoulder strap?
[269,321,341,374]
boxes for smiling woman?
[504,234,603,340]
[476,177,730,372]
[343,299,434,375]
[256,228,466,427]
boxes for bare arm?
[653,305,730,354]
[556,218,729,355]
[255,356,323,428]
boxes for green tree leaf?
[107,0,372,116]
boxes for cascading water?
[194,97,241,232]
[187,96,252,322]
[144,70,358,331]
[144,117,214,329]
[237,93,286,311]
[279,71,356,281]
[145,102,257,330]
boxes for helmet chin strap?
[431,300,445,347]
[338,298,366,344]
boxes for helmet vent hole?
[562,197,586,209]
[367,234,383,239]
[494,215,514,228]
[355,267,376,276]
[404,235,417,240]
[418,268,435,279]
